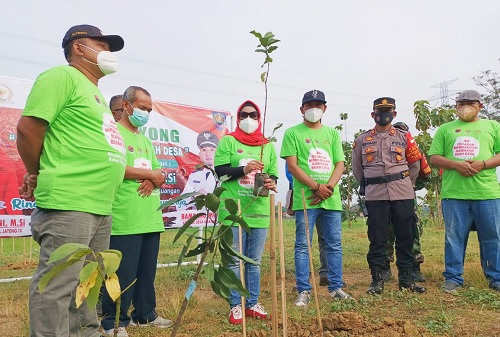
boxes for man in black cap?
[281,89,352,307]
[17,24,125,337]
[352,97,426,295]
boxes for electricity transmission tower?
[428,78,460,106]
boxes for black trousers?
[101,232,161,330]
[366,199,415,272]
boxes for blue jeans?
[228,227,268,308]
[442,199,500,286]
[295,209,343,292]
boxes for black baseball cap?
[302,90,327,105]
[373,97,396,109]
[62,24,124,52]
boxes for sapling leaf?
[203,262,215,282]
[267,45,278,53]
[224,199,238,215]
[39,260,81,293]
[213,186,226,197]
[86,272,103,310]
[75,268,98,308]
[157,192,200,211]
[178,231,198,266]
[217,266,250,297]
[79,261,98,283]
[66,248,93,263]
[249,30,262,39]
[220,234,258,265]
[224,214,250,233]
[261,72,267,82]
[185,242,207,257]
[105,273,121,302]
[255,48,266,53]
[205,193,220,213]
[48,243,91,263]
[99,250,122,276]
[218,241,235,267]
[173,213,204,243]
[264,31,274,39]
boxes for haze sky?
[2,0,499,202]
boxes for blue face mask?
[128,107,150,127]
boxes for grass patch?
[1,218,500,336]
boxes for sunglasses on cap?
[238,111,259,120]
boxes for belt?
[364,170,410,185]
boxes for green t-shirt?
[429,119,500,199]
[111,125,164,235]
[280,123,345,211]
[22,65,126,215]
[215,136,279,228]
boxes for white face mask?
[304,108,324,123]
[78,44,119,75]
[239,117,259,134]
[456,105,478,122]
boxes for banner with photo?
[0,75,231,237]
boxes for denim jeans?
[316,222,328,277]
[442,199,500,285]
[228,226,268,308]
[29,208,111,337]
[295,209,343,292]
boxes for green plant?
[39,242,134,337]
[159,182,260,337]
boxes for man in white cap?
[429,90,500,294]
[17,24,125,337]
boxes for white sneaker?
[103,326,129,337]
[129,316,172,328]
[294,291,310,307]
[330,288,354,300]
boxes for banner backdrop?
[0,75,231,237]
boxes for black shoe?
[319,275,329,286]
[381,269,393,282]
[490,282,500,292]
[412,269,426,283]
[399,281,426,293]
[367,279,384,295]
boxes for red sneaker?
[245,303,270,320]
[228,305,242,325]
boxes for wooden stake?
[29,238,33,261]
[277,202,287,337]
[269,194,278,337]
[301,188,323,335]
[237,200,246,337]
[12,237,15,252]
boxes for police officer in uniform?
[181,131,219,197]
[352,97,426,294]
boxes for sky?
[1,0,500,203]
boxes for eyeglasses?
[238,111,258,120]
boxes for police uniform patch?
[365,147,374,154]
[371,129,376,135]
[353,142,356,148]
[395,147,403,154]
[389,128,395,136]
[365,136,373,141]
[396,154,403,161]
[367,155,374,162]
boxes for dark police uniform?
[352,97,425,293]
